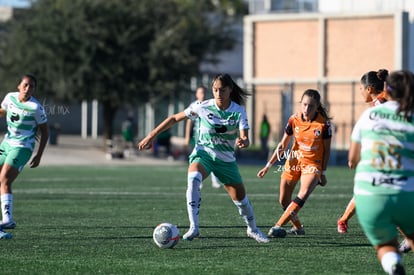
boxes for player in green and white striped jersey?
[139,73,269,243]
[349,70,414,275]
[0,74,48,239]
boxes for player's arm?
[319,137,331,186]
[30,123,49,168]
[348,141,361,169]
[138,111,187,150]
[184,119,192,146]
[0,108,6,117]
[236,129,249,148]
[257,132,291,178]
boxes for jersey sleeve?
[239,107,249,130]
[184,102,199,121]
[322,120,333,139]
[1,93,10,110]
[35,104,48,124]
[284,115,295,135]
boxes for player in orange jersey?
[257,89,332,237]
[337,69,388,234]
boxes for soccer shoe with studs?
[0,230,12,239]
[0,220,16,230]
[398,238,412,254]
[267,226,287,238]
[247,228,269,243]
[183,227,200,241]
[391,263,406,275]
[287,226,305,235]
[337,219,348,234]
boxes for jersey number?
[371,141,402,169]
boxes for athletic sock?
[289,211,303,229]
[233,196,257,231]
[211,172,220,184]
[381,251,402,274]
[339,197,356,222]
[275,197,304,227]
[186,172,202,229]
[1,193,13,223]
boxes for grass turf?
[0,165,412,274]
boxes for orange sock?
[275,201,302,227]
[339,198,355,222]
[289,211,302,229]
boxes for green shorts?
[189,150,242,184]
[0,141,33,171]
[355,192,414,246]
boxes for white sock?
[211,173,219,184]
[186,171,202,229]
[1,193,13,223]
[233,196,257,231]
[381,251,401,274]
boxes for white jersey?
[351,101,414,195]
[184,99,249,162]
[1,92,47,150]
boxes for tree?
[0,0,246,142]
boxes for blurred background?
[0,0,412,164]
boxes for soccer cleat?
[267,226,287,238]
[337,219,348,234]
[247,228,270,243]
[183,227,200,241]
[391,263,406,275]
[287,226,305,235]
[0,230,12,239]
[398,238,412,254]
[0,220,16,230]
[211,181,221,189]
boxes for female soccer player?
[0,74,49,239]
[184,85,221,189]
[138,73,269,243]
[348,70,414,274]
[337,69,389,234]
[257,89,332,237]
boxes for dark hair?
[20,74,37,87]
[360,69,388,94]
[385,70,414,121]
[301,89,332,120]
[211,73,249,106]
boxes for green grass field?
[0,164,412,274]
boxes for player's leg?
[268,173,319,238]
[220,161,268,243]
[183,161,208,241]
[337,197,356,234]
[0,146,31,230]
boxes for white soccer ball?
[153,222,180,249]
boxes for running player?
[138,73,269,243]
[257,89,332,237]
[337,69,389,234]
[349,70,414,274]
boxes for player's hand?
[257,167,269,178]
[29,155,41,168]
[319,175,327,186]
[138,136,154,150]
[236,137,249,148]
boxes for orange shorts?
[281,157,322,182]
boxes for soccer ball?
[153,223,180,249]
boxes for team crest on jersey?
[314,129,321,136]
[295,127,299,133]
[228,118,236,126]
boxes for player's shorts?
[0,141,33,172]
[355,192,414,246]
[281,157,322,181]
[189,149,242,184]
